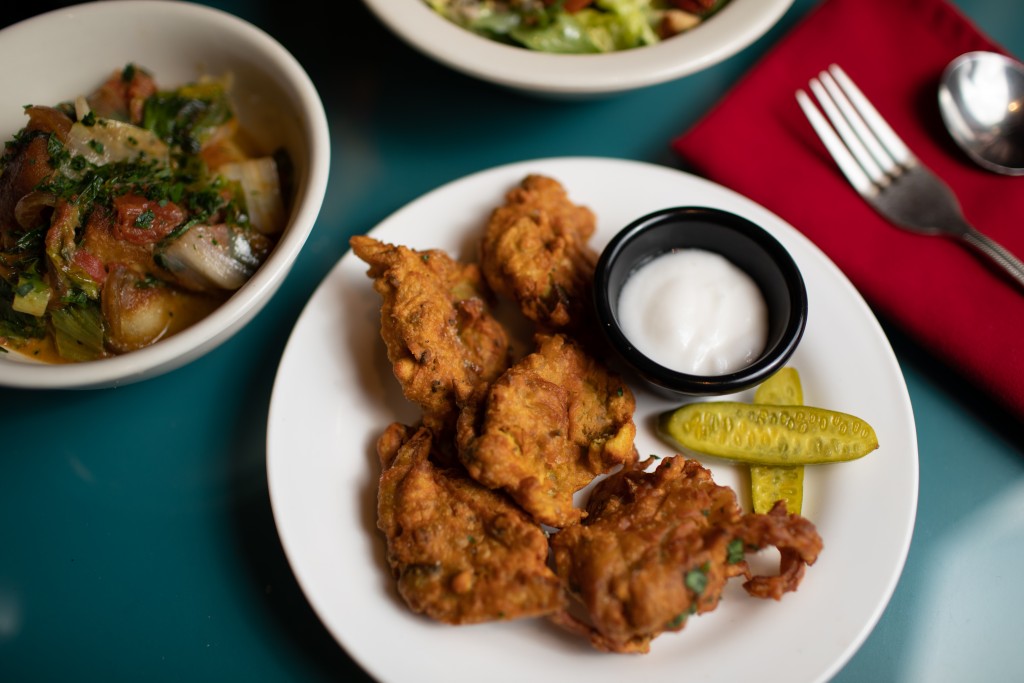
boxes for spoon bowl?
[939,50,1024,175]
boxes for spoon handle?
[960,228,1024,289]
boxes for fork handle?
[960,229,1024,289]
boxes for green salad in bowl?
[424,0,729,53]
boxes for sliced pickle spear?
[658,400,878,466]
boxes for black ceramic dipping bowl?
[593,206,808,398]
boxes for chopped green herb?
[684,567,708,594]
[727,538,745,564]
[135,209,155,228]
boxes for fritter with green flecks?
[376,422,566,624]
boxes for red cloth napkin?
[672,0,1024,419]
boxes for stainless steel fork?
[796,64,1024,289]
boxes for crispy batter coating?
[733,499,824,600]
[480,174,598,331]
[376,423,566,624]
[351,235,511,434]
[549,457,822,653]
[456,333,638,529]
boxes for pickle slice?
[753,367,803,406]
[751,367,804,515]
[658,401,878,466]
[750,463,804,514]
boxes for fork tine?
[808,75,889,187]
[796,89,875,195]
[827,64,915,167]
[818,70,895,176]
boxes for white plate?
[267,157,918,683]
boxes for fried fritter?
[351,235,511,435]
[549,457,822,654]
[456,333,638,529]
[376,422,566,624]
[479,174,598,331]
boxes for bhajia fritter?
[549,456,822,653]
[479,174,598,331]
[456,333,638,528]
[357,174,823,651]
[351,235,510,436]
[376,422,566,624]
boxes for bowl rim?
[593,205,808,395]
[361,0,796,96]
[0,0,331,390]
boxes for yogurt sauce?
[617,248,768,376]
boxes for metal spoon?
[938,50,1024,175]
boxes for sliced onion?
[217,157,286,234]
[66,97,169,167]
[156,223,272,292]
[13,190,57,229]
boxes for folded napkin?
[672,0,1024,419]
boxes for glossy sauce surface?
[617,248,768,375]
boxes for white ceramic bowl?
[0,0,330,389]
[362,0,794,98]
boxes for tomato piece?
[112,194,185,245]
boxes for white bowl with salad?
[362,0,795,97]
[0,0,330,389]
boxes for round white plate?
[267,157,918,683]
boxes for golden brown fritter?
[351,235,511,435]
[549,457,822,654]
[479,174,598,331]
[456,333,638,529]
[376,422,566,624]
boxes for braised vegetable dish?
[0,64,288,362]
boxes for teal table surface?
[2,1,1023,681]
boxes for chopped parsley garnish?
[135,209,155,228]
[37,152,239,230]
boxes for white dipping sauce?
[617,248,768,376]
